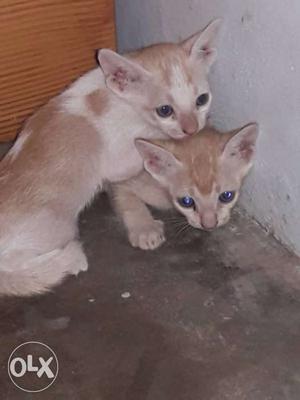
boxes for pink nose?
[183,127,197,136]
[201,212,218,230]
[180,115,198,136]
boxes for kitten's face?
[136,124,258,231]
[138,53,212,139]
[98,20,221,139]
[171,170,240,230]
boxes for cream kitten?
[0,20,221,296]
[112,124,258,250]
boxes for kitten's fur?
[0,20,221,296]
[112,124,258,250]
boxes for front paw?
[128,220,165,250]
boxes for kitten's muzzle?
[200,211,218,230]
[180,114,199,136]
[183,127,198,136]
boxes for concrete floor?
[1,145,300,399]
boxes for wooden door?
[0,0,115,141]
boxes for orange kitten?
[112,124,258,250]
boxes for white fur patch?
[8,130,31,161]
[67,69,105,96]
[62,96,89,116]
[171,63,188,89]
[169,63,194,110]
[62,69,105,116]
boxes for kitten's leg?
[112,176,171,250]
[113,184,164,250]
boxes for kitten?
[0,20,221,296]
[112,124,258,250]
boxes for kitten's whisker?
[172,220,188,231]
[174,222,191,238]
[178,224,193,238]
[164,215,186,224]
[171,222,187,229]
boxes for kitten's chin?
[166,131,187,140]
[188,217,231,231]
[188,220,219,232]
[167,130,201,140]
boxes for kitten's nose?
[180,114,198,136]
[183,127,197,136]
[201,212,218,230]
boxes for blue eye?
[178,196,195,208]
[156,105,174,118]
[196,93,209,107]
[219,191,235,203]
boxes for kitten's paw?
[70,257,88,276]
[129,220,165,250]
[66,242,89,275]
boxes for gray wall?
[115,0,300,255]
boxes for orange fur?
[158,128,232,194]
[85,89,110,116]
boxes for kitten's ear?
[222,123,259,173]
[181,18,222,68]
[135,139,183,183]
[97,49,152,99]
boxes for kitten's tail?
[0,241,87,297]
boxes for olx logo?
[8,342,58,393]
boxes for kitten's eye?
[178,196,195,208]
[156,105,174,118]
[219,191,235,203]
[196,93,209,107]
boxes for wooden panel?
[0,0,115,141]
